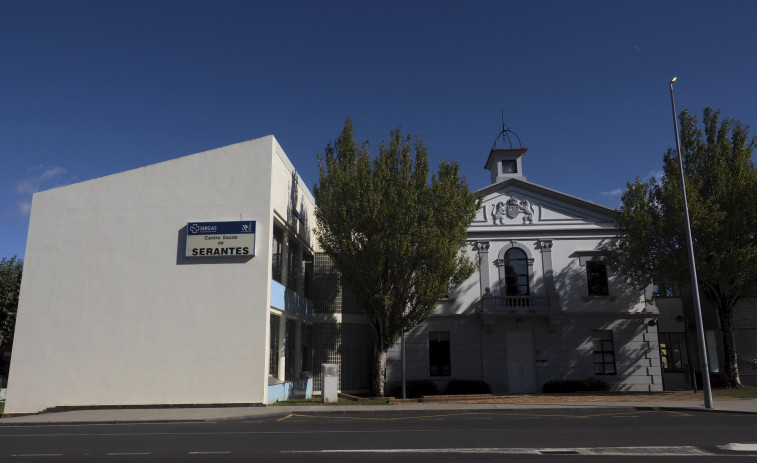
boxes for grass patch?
[0,402,4,415]
[713,385,757,399]
[269,397,390,406]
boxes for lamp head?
[670,77,677,85]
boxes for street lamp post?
[669,77,714,409]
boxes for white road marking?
[283,446,714,456]
[719,443,757,452]
[188,451,232,455]
[13,454,62,457]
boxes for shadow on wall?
[289,170,312,248]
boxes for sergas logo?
[189,223,218,234]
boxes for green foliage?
[0,256,23,348]
[386,380,440,398]
[314,118,480,396]
[443,379,492,395]
[605,107,757,387]
[542,379,610,393]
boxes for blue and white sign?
[186,221,256,258]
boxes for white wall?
[6,137,281,414]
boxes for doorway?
[506,331,537,393]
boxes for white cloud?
[645,169,664,181]
[16,166,68,195]
[7,165,69,218]
[600,188,623,198]
[17,200,32,217]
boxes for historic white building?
[387,146,663,393]
[5,136,320,414]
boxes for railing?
[270,280,314,319]
[481,295,559,314]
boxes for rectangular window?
[429,331,451,376]
[502,160,517,173]
[653,281,680,298]
[659,332,686,373]
[269,314,280,377]
[285,319,296,380]
[272,226,283,283]
[287,239,300,290]
[592,330,616,375]
[586,261,609,296]
[303,251,314,299]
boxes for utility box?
[321,363,338,403]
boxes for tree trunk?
[717,303,742,388]
[371,344,387,397]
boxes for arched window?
[504,248,529,296]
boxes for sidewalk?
[1,391,755,425]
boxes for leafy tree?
[0,256,23,348]
[314,118,479,396]
[605,107,757,388]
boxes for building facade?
[5,136,319,414]
[387,147,663,393]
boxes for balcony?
[481,294,560,314]
[270,280,314,320]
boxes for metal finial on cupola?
[491,109,523,150]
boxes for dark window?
[502,160,517,173]
[429,331,451,376]
[659,332,686,373]
[592,330,616,375]
[287,239,300,290]
[272,226,283,283]
[285,319,296,380]
[269,314,280,377]
[303,251,314,299]
[504,248,529,296]
[587,261,609,296]
[653,281,680,298]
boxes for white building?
[387,146,663,393]
[5,136,319,414]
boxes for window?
[272,226,283,283]
[653,281,680,298]
[287,238,300,290]
[269,314,280,377]
[285,319,296,380]
[586,261,609,296]
[502,160,517,173]
[659,332,686,373]
[429,331,451,376]
[303,251,314,299]
[504,248,529,296]
[592,330,616,375]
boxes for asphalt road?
[1,408,756,462]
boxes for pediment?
[471,179,615,228]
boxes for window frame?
[429,331,451,377]
[591,330,616,375]
[586,260,610,297]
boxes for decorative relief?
[475,242,490,253]
[491,196,535,224]
[539,240,553,250]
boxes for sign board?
[186,221,256,258]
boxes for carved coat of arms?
[492,197,535,224]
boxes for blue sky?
[2,0,756,260]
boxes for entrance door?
[506,331,536,393]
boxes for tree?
[313,118,479,396]
[0,256,23,348]
[605,107,757,388]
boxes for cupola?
[484,120,527,184]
